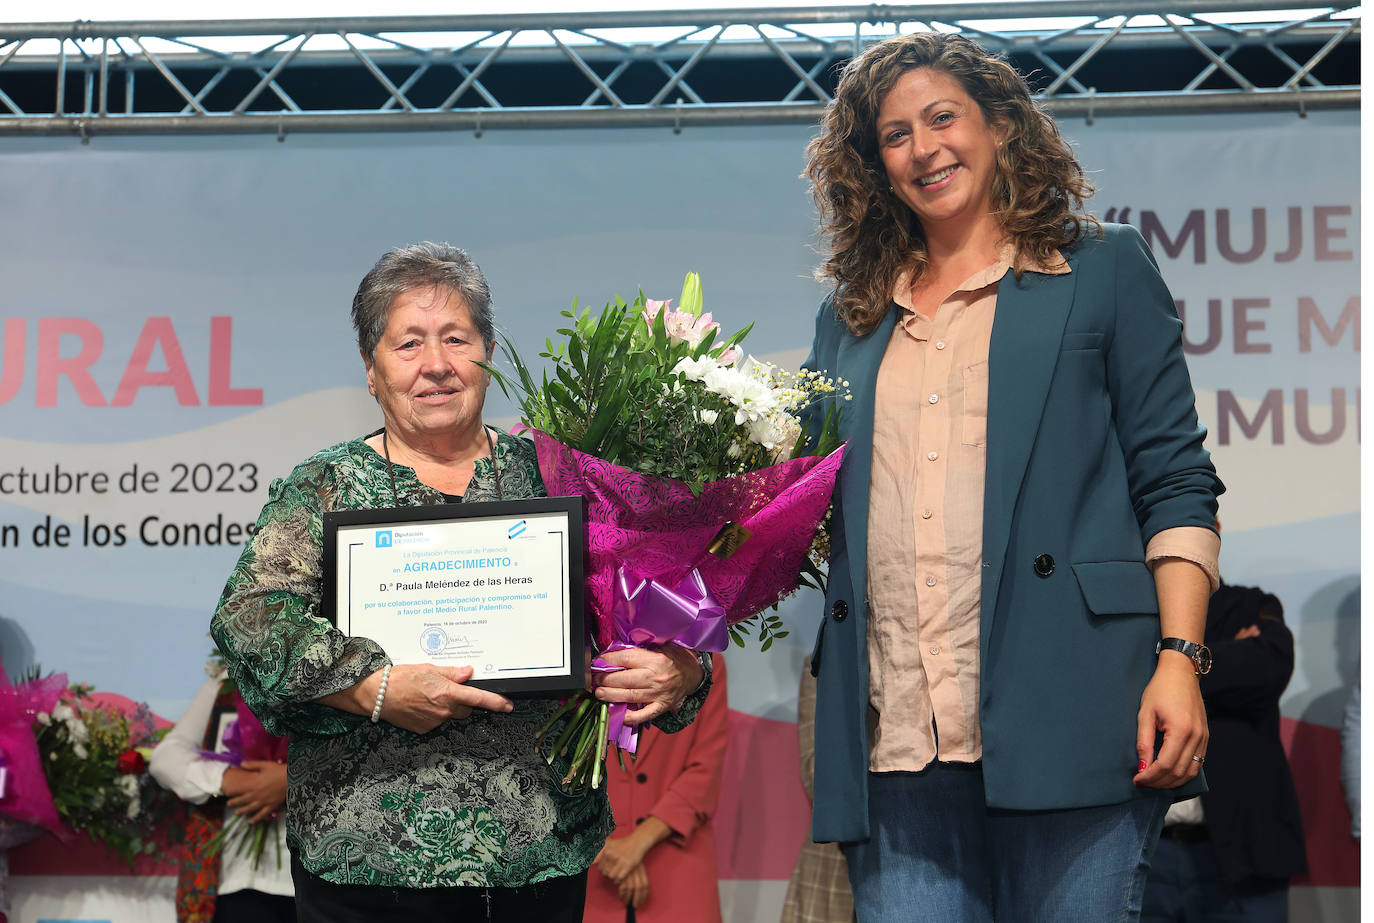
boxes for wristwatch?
[690,649,713,695]
[1156,637,1213,675]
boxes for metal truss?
[0,2,1360,138]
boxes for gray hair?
[351,242,494,360]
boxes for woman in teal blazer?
[801,33,1223,922]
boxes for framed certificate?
[322,496,585,695]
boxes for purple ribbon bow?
[590,566,728,754]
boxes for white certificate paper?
[322,497,585,694]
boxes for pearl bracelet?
[370,664,392,724]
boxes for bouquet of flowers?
[488,273,846,792]
[29,681,178,866]
[201,678,289,871]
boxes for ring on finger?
[1191,754,1205,764]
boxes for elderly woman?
[210,242,707,923]
[801,34,1223,921]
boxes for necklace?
[379,426,502,506]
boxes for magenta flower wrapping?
[532,430,845,651]
[0,673,66,838]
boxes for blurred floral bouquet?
[488,273,846,792]
[30,682,178,866]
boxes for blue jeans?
[843,763,1171,923]
[1141,837,1289,922]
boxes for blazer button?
[1033,553,1055,578]
[831,600,849,622]
[636,772,648,783]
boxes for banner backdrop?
[0,108,1358,921]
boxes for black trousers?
[291,853,587,923]
[213,889,295,923]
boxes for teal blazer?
[804,224,1223,843]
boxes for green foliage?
[483,274,763,486]
[728,610,792,652]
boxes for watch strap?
[1156,637,1212,675]
[691,649,713,695]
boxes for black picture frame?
[322,496,586,696]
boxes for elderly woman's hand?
[593,645,704,726]
[321,664,513,735]
[379,664,515,734]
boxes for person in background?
[800,31,1222,922]
[1141,566,1306,922]
[1341,675,1359,840]
[584,654,729,923]
[781,656,855,923]
[149,671,293,923]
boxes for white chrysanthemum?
[772,414,803,459]
[698,365,734,394]
[118,775,141,819]
[672,356,719,382]
[746,414,786,450]
[701,368,776,423]
[698,409,719,425]
[72,741,88,760]
[51,703,74,722]
[66,716,89,744]
[35,712,50,726]
[743,409,804,461]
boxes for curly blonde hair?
[805,32,1097,334]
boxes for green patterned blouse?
[209,430,705,889]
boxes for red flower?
[116,749,147,775]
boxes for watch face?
[1194,644,1213,675]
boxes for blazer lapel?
[835,309,897,607]
[980,263,1078,657]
